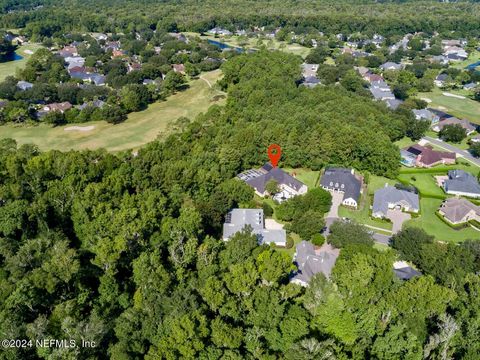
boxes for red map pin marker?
[267,144,282,168]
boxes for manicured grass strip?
[0,69,225,152]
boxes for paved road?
[423,136,480,167]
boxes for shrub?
[311,233,325,246]
[262,202,274,217]
[285,235,294,249]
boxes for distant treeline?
[1,0,480,38]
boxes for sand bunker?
[443,92,466,99]
[64,125,95,132]
[23,50,34,55]
[420,97,432,103]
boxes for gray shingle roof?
[320,168,361,202]
[244,167,305,194]
[394,266,421,280]
[444,170,480,196]
[369,87,395,100]
[291,241,339,284]
[439,198,480,223]
[222,208,286,245]
[372,185,419,217]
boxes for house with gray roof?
[290,241,340,286]
[432,117,476,135]
[238,164,307,202]
[369,87,395,101]
[412,109,439,124]
[385,99,403,110]
[222,208,286,246]
[302,76,320,88]
[372,185,419,218]
[320,168,362,208]
[380,62,402,71]
[438,198,480,225]
[16,80,33,91]
[443,170,480,198]
[393,261,421,281]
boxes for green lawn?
[283,168,320,189]
[0,43,44,80]
[186,32,311,58]
[0,70,225,152]
[417,87,480,125]
[394,137,416,150]
[396,173,446,198]
[405,198,480,243]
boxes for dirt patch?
[64,125,95,132]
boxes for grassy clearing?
[186,32,311,58]
[417,87,480,125]
[405,197,480,243]
[0,70,225,152]
[0,43,44,80]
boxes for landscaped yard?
[417,87,480,125]
[0,43,44,80]
[0,69,225,152]
[404,197,480,243]
[450,50,480,70]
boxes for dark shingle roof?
[245,167,305,194]
[320,168,361,202]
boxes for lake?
[465,61,480,71]
[207,39,244,52]
[0,52,24,63]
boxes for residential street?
[423,136,480,167]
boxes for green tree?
[439,124,467,143]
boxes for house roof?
[369,87,394,100]
[386,99,403,110]
[320,167,361,202]
[413,109,437,121]
[444,170,480,196]
[437,117,476,133]
[46,102,72,112]
[244,166,305,194]
[222,208,286,245]
[16,80,33,90]
[393,261,421,280]
[404,144,456,166]
[364,73,384,83]
[436,73,448,81]
[292,241,339,283]
[372,185,419,216]
[439,198,480,223]
[380,62,402,70]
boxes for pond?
[465,61,480,71]
[207,39,244,52]
[0,52,24,63]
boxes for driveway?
[327,191,344,218]
[386,209,411,234]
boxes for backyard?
[0,69,225,152]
